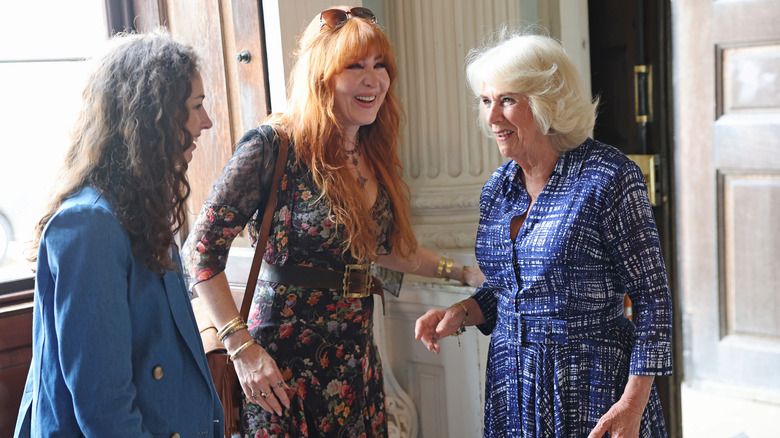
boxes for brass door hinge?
[626,154,661,206]
[634,64,653,123]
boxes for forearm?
[192,272,253,351]
[621,375,654,411]
[376,246,474,283]
[454,298,486,327]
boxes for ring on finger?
[277,379,284,388]
[260,391,268,399]
[251,389,257,399]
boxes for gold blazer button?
[152,365,164,380]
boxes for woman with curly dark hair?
[14,30,222,437]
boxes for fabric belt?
[258,260,384,301]
[499,304,625,346]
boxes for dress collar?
[499,138,593,197]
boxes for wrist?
[222,327,254,351]
[229,338,258,362]
[459,265,470,285]
[454,301,469,328]
[436,257,455,280]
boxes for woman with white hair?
[415,31,672,437]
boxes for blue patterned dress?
[471,138,672,437]
[183,125,392,437]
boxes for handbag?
[191,127,289,437]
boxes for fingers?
[236,345,291,416]
[415,310,443,354]
[414,311,435,339]
[587,417,608,438]
[420,331,441,354]
[435,311,460,336]
[270,377,293,409]
[469,268,487,287]
[463,266,486,287]
[247,375,288,415]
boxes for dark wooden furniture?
[0,278,34,438]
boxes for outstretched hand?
[414,305,465,354]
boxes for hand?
[233,340,291,416]
[414,305,466,354]
[463,266,486,287]
[588,375,653,438]
[587,399,644,438]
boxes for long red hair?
[267,14,416,262]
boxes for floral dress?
[182,125,392,438]
[472,139,672,437]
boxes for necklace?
[344,135,367,188]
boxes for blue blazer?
[14,187,224,437]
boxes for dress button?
[152,365,164,380]
[170,433,180,438]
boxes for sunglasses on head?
[319,7,377,32]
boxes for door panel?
[165,0,235,215]
[677,0,780,400]
[135,0,270,224]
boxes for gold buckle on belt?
[343,264,372,298]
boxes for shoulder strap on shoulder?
[239,127,289,318]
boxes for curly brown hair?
[267,12,417,263]
[27,29,199,275]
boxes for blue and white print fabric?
[471,138,672,437]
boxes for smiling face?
[331,49,389,138]
[183,72,213,163]
[480,83,550,164]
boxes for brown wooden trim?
[0,277,34,296]
[132,0,166,32]
[105,0,136,35]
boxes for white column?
[383,0,524,255]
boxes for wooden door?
[588,1,682,434]
[134,0,271,224]
[676,0,780,402]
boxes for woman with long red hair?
[183,6,484,437]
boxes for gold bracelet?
[451,301,469,347]
[220,323,248,343]
[455,301,469,329]
[435,257,446,278]
[443,259,454,281]
[216,316,245,341]
[460,266,470,286]
[229,339,257,362]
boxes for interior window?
[0,0,107,283]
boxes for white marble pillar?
[382,0,520,255]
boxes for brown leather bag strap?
[239,127,289,319]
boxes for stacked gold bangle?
[435,257,446,278]
[217,316,247,343]
[436,257,455,280]
[229,339,257,362]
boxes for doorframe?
[583,1,683,436]
[655,2,684,436]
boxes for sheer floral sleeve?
[182,125,281,285]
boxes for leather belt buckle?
[343,264,372,298]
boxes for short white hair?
[466,29,598,153]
